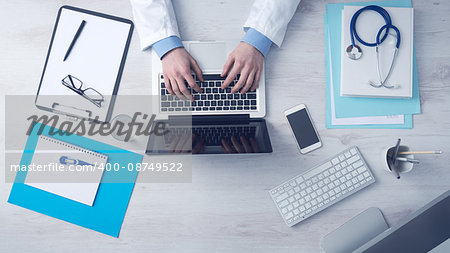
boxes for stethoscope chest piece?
[346,44,362,60]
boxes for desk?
[1,0,449,252]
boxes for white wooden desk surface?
[1,0,449,252]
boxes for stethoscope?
[346,5,401,89]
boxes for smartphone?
[284,104,322,154]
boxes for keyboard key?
[347,155,360,165]
[303,161,332,179]
[276,193,289,202]
[357,166,367,174]
[331,158,340,165]
[202,74,223,81]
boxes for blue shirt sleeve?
[152,36,184,59]
[241,28,273,57]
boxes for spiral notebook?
[25,135,108,206]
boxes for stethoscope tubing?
[350,5,392,47]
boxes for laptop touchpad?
[188,42,226,71]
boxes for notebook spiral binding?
[39,135,108,159]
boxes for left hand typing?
[221,42,264,94]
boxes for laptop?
[147,41,272,154]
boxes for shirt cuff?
[152,36,184,59]
[241,28,273,57]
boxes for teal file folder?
[325,13,412,129]
[8,123,142,237]
[326,0,420,118]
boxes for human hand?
[168,133,205,154]
[221,42,264,94]
[221,136,260,153]
[162,48,204,100]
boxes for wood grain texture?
[1,0,449,252]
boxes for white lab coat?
[130,0,302,50]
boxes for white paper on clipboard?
[36,6,133,122]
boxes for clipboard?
[35,5,134,123]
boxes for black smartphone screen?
[286,109,320,149]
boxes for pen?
[63,20,86,61]
[391,138,401,179]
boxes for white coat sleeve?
[244,0,302,47]
[130,0,180,50]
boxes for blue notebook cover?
[325,5,412,129]
[326,0,421,118]
[8,123,142,237]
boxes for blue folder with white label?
[8,123,142,237]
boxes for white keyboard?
[269,146,375,227]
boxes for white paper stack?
[340,6,414,98]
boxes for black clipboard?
[35,5,134,123]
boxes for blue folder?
[324,2,413,129]
[325,3,412,129]
[326,0,421,118]
[8,123,142,237]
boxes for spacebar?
[303,161,333,179]
[202,74,224,81]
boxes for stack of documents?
[340,6,414,98]
[325,0,421,129]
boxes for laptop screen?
[146,118,272,155]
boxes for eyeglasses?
[61,75,104,108]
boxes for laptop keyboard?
[159,74,258,112]
[165,126,257,145]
